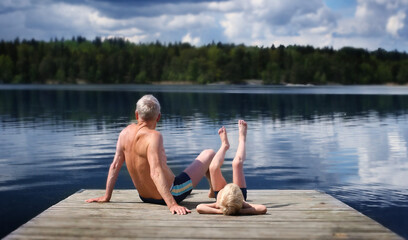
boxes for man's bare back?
[86,95,215,215]
[122,123,174,199]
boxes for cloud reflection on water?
[159,110,408,194]
[1,90,408,193]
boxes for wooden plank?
[5,190,403,240]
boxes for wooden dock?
[5,190,402,239]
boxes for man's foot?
[218,126,230,150]
[238,120,247,142]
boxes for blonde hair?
[136,95,161,121]
[218,183,244,215]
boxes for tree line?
[0,36,408,85]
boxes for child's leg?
[232,120,247,189]
[209,126,229,192]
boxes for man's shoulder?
[120,124,136,136]
[120,124,162,140]
[146,129,162,141]
[140,129,163,148]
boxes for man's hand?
[169,204,191,215]
[85,195,110,203]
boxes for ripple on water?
[329,184,408,208]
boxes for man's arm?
[147,132,191,215]
[86,131,126,203]
[196,203,223,214]
[239,201,267,215]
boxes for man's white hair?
[136,95,161,121]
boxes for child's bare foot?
[218,126,230,150]
[238,120,247,142]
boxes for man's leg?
[209,126,229,191]
[232,120,247,189]
[183,149,215,188]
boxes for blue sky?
[1,0,408,51]
[325,0,356,9]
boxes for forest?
[0,36,408,85]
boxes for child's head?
[217,183,244,215]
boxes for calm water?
[1,85,408,238]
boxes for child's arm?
[239,201,267,215]
[196,203,223,214]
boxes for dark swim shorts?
[139,172,193,205]
[214,188,247,201]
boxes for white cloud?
[218,0,338,47]
[1,0,408,51]
[88,11,125,30]
[182,33,200,45]
[24,2,97,38]
[124,35,149,43]
[387,11,406,37]
[220,12,249,40]
[331,36,383,50]
[344,0,408,37]
[207,1,240,12]
[167,13,215,29]
[332,0,408,49]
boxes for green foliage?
[396,60,408,84]
[0,37,408,85]
[0,55,13,83]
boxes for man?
[86,95,215,215]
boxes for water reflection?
[0,87,408,238]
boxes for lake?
[1,84,408,238]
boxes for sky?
[1,0,408,51]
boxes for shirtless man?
[86,95,215,215]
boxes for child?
[196,120,267,215]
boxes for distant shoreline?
[25,79,407,87]
[2,78,408,87]
[2,39,408,85]
[2,83,408,97]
